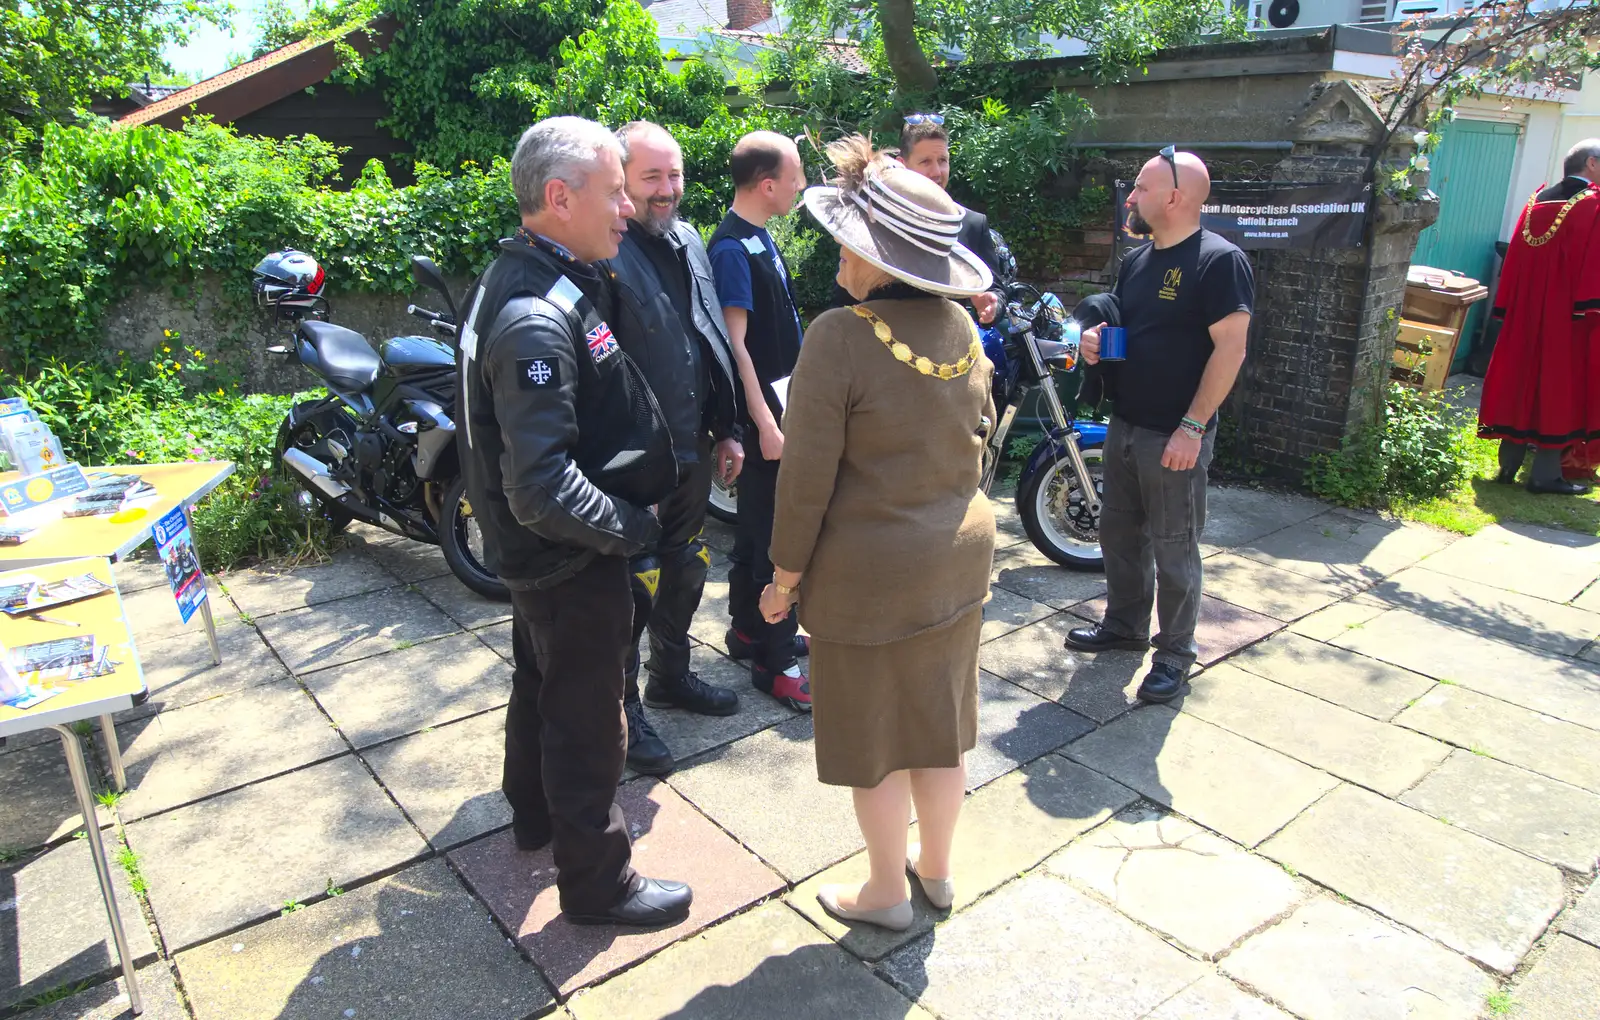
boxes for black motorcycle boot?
[565,876,693,927]
[642,670,740,716]
[624,699,675,776]
[1064,623,1150,653]
[1136,662,1187,704]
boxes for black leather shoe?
[1064,624,1149,653]
[512,815,551,852]
[1527,478,1592,495]
[643,670,740,716]
[1136,662,1187,704]
[624,700,675,776]
[566,876,694,927]
[725,627,810,661]
[1495,467,1519,485]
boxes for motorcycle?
[707,282,1107,569]
[254,249,508,601]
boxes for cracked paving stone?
[1505,935,1600,1020]
[1565,883,1600,948]
[1144,975,1294,1020]
[1229,631,1435,721]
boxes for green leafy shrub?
[1306,383,1473,507]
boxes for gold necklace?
[852,305,981,380]
[1522,187,1594,247]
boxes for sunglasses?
[1158,144,1179,190]
[904,113,945,126]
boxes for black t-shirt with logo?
[1109,228,1254,434]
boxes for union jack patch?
[585,321,619,363]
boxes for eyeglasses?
[904,113,945,126]
[1158,144,1180,190]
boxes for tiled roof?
[649,0,729,35]
[717,28,870,73]
[115,35,332,129]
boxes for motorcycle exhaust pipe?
[282,448,353,503]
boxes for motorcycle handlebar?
[408,304,459,337]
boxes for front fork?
[986,375,1105,517]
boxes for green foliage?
[114,836,147,896]
[1305,383,1473,508]
[23,980,91,1008]
[0,0,228,134]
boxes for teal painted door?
[1411,118,1521,369]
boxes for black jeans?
[1099,416,1215,673]
[627,437,715,695]
[502,555,635,914]
[728,447,799,671]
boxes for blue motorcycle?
[708,281,1105,570]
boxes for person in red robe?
[1479,139,1600,495]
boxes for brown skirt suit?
[770,287,997,787]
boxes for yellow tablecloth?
[0,557,145,737]
[0,461,234,565]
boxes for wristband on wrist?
[1180,416,1207,436]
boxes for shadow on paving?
[652,944,926,1019]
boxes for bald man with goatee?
[1067,149,1254,705]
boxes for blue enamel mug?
[1099,326,1127,362]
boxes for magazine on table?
[0,636,121,709]
[65,472,157,517]
[0,572,114,615]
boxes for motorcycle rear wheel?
[1018,444,1105,571]
[707,475,738,524]
[439,475,510,602]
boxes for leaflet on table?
[0,464,91,519]
[0,417,65,476]
[0,572,114,615]
[64,472,157,517]
[1,636,121,708]
[152,505,207,624]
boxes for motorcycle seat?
[299,321,381,392]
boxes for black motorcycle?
[253,249,506,601]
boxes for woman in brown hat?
[758,135,996,930]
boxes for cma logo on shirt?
[1159,267,1182,301]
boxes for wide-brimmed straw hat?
[802,136,993,298]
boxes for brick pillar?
[726,0,773,30]
[1223,81,1438,476]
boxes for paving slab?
[1198,484,1330,558]
[221,549,399,619]
[0,741,109,851]
[476,621,512,663]
[1507,935,1600,1020]
[788,755,1136,961]
[979,586,1057,643]
[1564,883,1600,948]
[1395,684,1600,794]
[110,680,348,820]
[1401,750,1600,873]
[1220,897,1495,1020]
[254,590,462,676]
[990,494,1030,549]
[1334,610,1600,729]
[990,542,1108,609]
[1577,580,1600,615]
[23,965,188,1020]
[121,611,289,719]
[111,550,180,594]
[360,710,508,850]
[1144,975,1294,1020]
[1368,567,1600,656]
[303,632,511,750]
[1200,552,1365,621]
[665,716,856,881]
[684,563,734,651]
[450,777,783,996]
[879,873,1205,1020]
[1068,593,1281,666]
[1418,521,1600,604]
[1260,784,1564,974]
[1065,705,1338,847]
[635,647,790,770]
[120,580,226,643]
[1286,593,1390,642]
[1180,664,1449,796]
[412,575,513,631]
[175,858,550,1020]
[130,754,428,951]
[359,538,451,584]
[981,613,1145,723]
[1046,805,1303,959]
[967,670,1093,789]
[0,839,158,1010]
[566,902,931,1020]
[1229,632,1436,721]
[1235,512,1452,587]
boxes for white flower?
[1413,130,1429,148]
[1413,155,1430,172]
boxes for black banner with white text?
[1113,181,1371,250]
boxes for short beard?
[1126,208,1153,237]
[637,204,680,236]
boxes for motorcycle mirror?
[410,256,458,321]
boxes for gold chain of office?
[851,305,981,380]
[1521,188,1596,247]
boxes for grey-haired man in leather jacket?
[455,116,692,928]
[605,120,745,776]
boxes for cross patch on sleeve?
[517,358,559,389]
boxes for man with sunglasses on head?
[831,113,1013,322]
[1067,147,1253,705]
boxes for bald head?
[1564,138,1600,179]
[729,130,805,224]
[1127,149,1211,244]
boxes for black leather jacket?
[456,237,675,590]
[607,221,741,455]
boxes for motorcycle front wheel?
[439,475,510,602]
[1018,443,1105,571]
[707,475,738,524]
